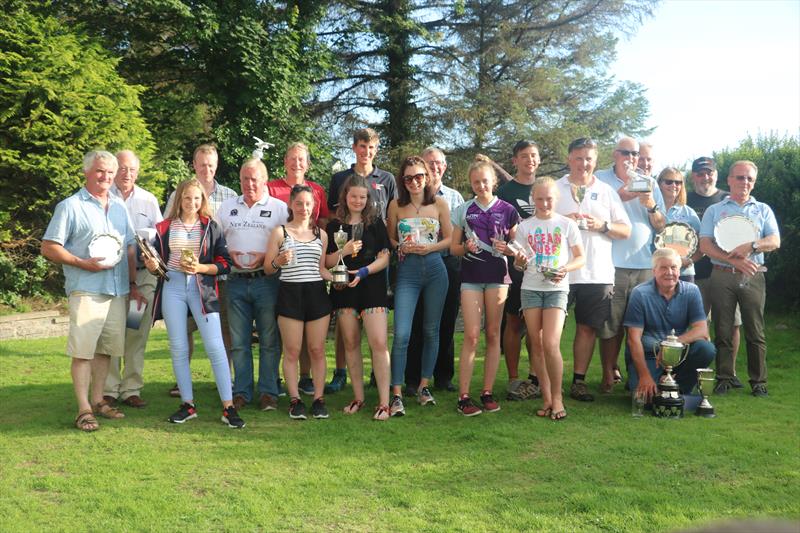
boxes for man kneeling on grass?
[624,248,716,400]
[41,150,144,432]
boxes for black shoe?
[714,380,732,395]
[403,384,418,398]
[168,402,197,424]
[730,376,745,389]
[434,381,457,392]
[222,405,246,428]
[751,383,768,397]
[289,397,307,420]
[311,398,330,419]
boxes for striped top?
[167,219,202,271]
[279,226,324,283]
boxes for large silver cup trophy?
[695,368,716,418]
[625,163,652,193]
[570,184,589,230]
[331,228,349,285]
[653,329,689,418]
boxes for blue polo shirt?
[596,167,665,269]
[699,196,779,267]
[665,204,701,277]
[43,187,134,297]
[624,279,706,340]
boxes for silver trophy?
[695,368,716,418]
[653,330,689,418]
[625,163,652,193]
[570,184,589,230]
[331,228,349,285]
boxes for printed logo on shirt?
[529,226,563,265]
[515,199,535,218]
[230,209,238,217]
[591,193,598,200]
[260,210,272,218]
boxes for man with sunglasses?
[596,137,666,394]
[687,157,743,388]
[699,161,780,397]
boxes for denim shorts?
[461,282,508,292]
[520,289,568,312]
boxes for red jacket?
[151,216,231,321]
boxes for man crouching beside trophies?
[623,248,716,407]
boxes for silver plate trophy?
[713,215,758,252]
[88,233,124,268]
[695,368,716,418]
[135,231,169,280]
[570,183,589,230]
[653,329,689,418]
[654,222,698,259]
[331,227,349,285]
[625,164,652,193]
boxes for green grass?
[1,314,799,532]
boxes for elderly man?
[42,150,143,431]
[596,137,666,393]
[624,248,716,398]
[220,158,289,411]
[164,144,238,397]
[102,150,162,408]
[555,138,631,402]
[637,142,655,176]
[699,160,780,397]
[686,156,742,387]
[404,146,465,392]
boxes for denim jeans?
[162,272,232,403]
[625,334,716,394]
[391,253,448,386]
[226,273,281,401]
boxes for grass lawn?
[1,313,798,532]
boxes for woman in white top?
[513,177,585,421]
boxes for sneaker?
[530,382,542,399]
[311,398,330,419]
[506,379,536,401]
[298,376,314,396]
[731,376,745,389]
[324,369,347,394]
[277,378,287,397]
[232,394,247,410]
[168,384,181,398]
[570,379,595,402]
[168,402,197,424]
[714,380,732,395]
[259,394,278,411]
[480,392,501,413]
[417,387,436,406]
[751,383,768,397]
[389,395,405,417]
[457,396,482,417]
[289,397,307,420]
[222,405,245,428]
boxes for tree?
[713,134,800,309]
[0,6,162,303]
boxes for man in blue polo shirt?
[699,160,780,397]
[624,248,715,398]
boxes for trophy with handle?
[653,330,689,418]
[331,227,349,285]
[570,183,589,230]
[695,368,716,418]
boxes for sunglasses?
[617,149,639,157]
[403,173,425,184]
[660,179,683,186]
[734,175,755,183]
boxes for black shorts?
[330,272,388,313]
[567,283,613,330]
[504,265,523,316]
[277,281,332,322]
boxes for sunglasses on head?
[403,173,425,184]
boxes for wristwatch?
[601,221,610,234]
[751,241,759,252]
[647,204,659,214]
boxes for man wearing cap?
[699,160,780,397]
[103,150,163,408]
[220,158,289,411]
[686,156,743,387]
[596,137,666,393]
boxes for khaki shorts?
[67,292,126,359]
[696,277,742,326]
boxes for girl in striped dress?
[265,184,334,420]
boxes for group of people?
[42,129,781,432]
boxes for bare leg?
[90,354,111,406]
[338,311,364,402]
[541,309,566,414]
[503,313,524,380]
[600,333,624,390]
[458,290,483,395]
[71,358,93,413]
[573,323,597,375]
[278,317,305,398]
[305,315,331,400]
[523,308,549,409]
[482,287,507,392]
[363,310,391,407]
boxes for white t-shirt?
[515,213,581,292]
[217,193,288,272]
[554,175,630,284]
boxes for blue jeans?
[391,254,448,386]
[162,272,232,403]
[625,334,716,394]
[226,274,281,401]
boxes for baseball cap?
[691,157,716,173]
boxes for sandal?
[536,407,552,418]
[343,399,365,415]
[75,410,98,432]
[613,367,623,384]
[550,409,567,421]
[94,400,125,419]
[373,404,390,421]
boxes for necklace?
[179,218,199,233]
[409,200,423,214]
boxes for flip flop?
[75,410,98,432]
[536,407,552,418]
[343,399,365,415]
[550,409,567,421]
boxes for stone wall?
[0,311,70,340]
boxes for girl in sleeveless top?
[265,185,334,420]
[386,156,452,416]
[324,175,392,420]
